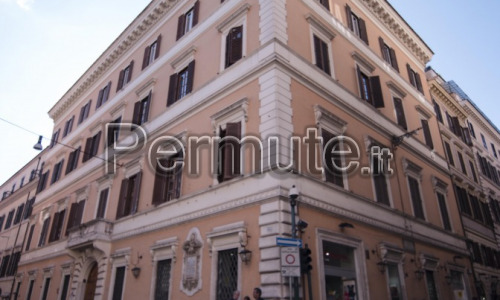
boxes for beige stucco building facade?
[0,0,491,299]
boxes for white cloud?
[16,0,34,10]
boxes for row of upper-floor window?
[0,198,34,233]
[468,240,500,269]
[0,251,21,278]
[314,1,425,95]
[455,184,495,227]
[1,167,40,201]
[442,139,478,183]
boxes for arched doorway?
[83,262,98,300]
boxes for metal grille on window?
[216,248,238,300]
[155,259,172,300]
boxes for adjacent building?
[0,0,492,299]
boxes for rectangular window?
[38,217,51,247]
[96,81,112,109]
[78,100,92,125]
[408,176,425,220]
[41,277,51,300]
[454,185,471,216]
[468,121,476,139]
[66,200,85,235]
[421,119,434,149]
[323,241,358,297]
[425,270,438,300]
[372,147,390,206]
[406,64,423,94]
[112,266,126,300]
[50,129,60,148]
[154,259,172,300]
[393,97,407,130]
[25,224,34,251]
[82,131,102,163]
[48,209,66,242]
[225,26,243,68]
[432,100,443,123]
[492,143,498,158]
[132,92,152,126]
[63,116,74,137]
[469,194,484,223]
[60,274,71,300]
[167,61,196,106]
[482,202,494,227]
[318,0,329,10]
[0,255,10,277]
[481,133,487,149]
[0,215,4,232]
[378,37,399,71]
[322,129,344,188]
[216,248,238,300]
[176,1,199,40]
[152,152,183,205]
[26,280,35,300]
[345,4,368,44]
[437,192,452,231]
[116,172,142,219]
[107,117,122,147]
[443,142,454,166]
[469,161,478,182]
[356,66,384,108]
[4,209,14,230]
[96,188,109,219]
[51,159,65,184]
[13,203,24,225]
[313,35,330,75]
[386,263,403,300]
[6,251,20,277]
[490,198,500,222]
[65,147,81,174]
[217,122,241,183]
[142,36,162,69]
[24,198,35,220]
[457,152,467,175]
[117,61,134,91]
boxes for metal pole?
[290,198,299,300]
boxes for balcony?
[67,219,113,251]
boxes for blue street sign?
[276,237,302,248]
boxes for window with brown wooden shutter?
[167,60,196,106]
[152,152,183,205]
[217,122,241,183]
[436,192,451,231]
[408,176,425,220]
[13,203,24,225]
[82,131,101,163]
[117,61,134,91]
[78,100,92,125]
[38,217,51,247]
[66,147,80,175]
[108,117,122,146]
[443,141,454,166]
[393,97,407,130]
[4,210,14,230]
[406,64,423,94]
[322,129,344,188]
[356,66,384,108]
[420,119,433,149]
[48,209,66,242]
[63,116,74,137]
[116,172,142,219]
[132,91,151,126]
[345,4,368,44]
[96,188,109,219]
[51,159,64,184]
[176,1,199,40]
[313,35,330,75]
[50,129,60,148]
[225,25,243,68]
[378,37,398,71]
[318,0,329,10]
[66,200,85,235]
[372,146,390,206]
[37,170,50,193]
[25,224,34,251]
[96,81,112,109]
[142,36,161,70]
[432,100,443,123]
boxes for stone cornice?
[429,79,467,120]
[357,0,433,65]
[48,0,181,122]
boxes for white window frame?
[95,177,113,219]
[378,243,407,300]
[39,267,53,300]
[108,248,130,300]
[149,237,177,300]
[58,263,72,300]
[207,222,247,300]
[317,228,369,300]
[217,4,249,72]
[307,14,336,79]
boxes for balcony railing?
[67,219,113,250]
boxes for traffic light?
[300,247,312,274]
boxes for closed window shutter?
[176,14,186,40]
[322,129,344,187]
[66,151,75,174]
[132,101,141,125]
[97,189,108,218]
[320,38,330,75]
[356,66,363,98]
[104,81,112,102]
[152,160,168,205]
[223,122,241,181]
[408,177,424,219]
[75,201,85,227]
[421,119,434,149]
[345,5,352,30]
[48,211,60,242]
[83,137,93,162]
[143,91,152,123]
[437,193,451,231]
[393,97,407,130]
[406,64,414,86]
[92,131,102,156]
[66,203,78,235]
[389,47,399,71]
[193,0,200,26]
[167,73,179,106]
[131,172,142,215]
[97,88,104,108]
[117,69,125,91]
[226,26,243,67]
[116,178,129,219]
[372,150,390,206]
[320,0,330,10]
[155,35,162,59]
[378,37,385,58]
[370,76,384,108]
[186,60,196,94]
[358,17,369,45]
[128,60,134,81]
[38,217,50,247]
[142,45,150,69]
[415,72,423,93]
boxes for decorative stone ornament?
[180,228,203,296]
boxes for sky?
[0,0,499,185]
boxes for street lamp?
[288,185,299,300]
